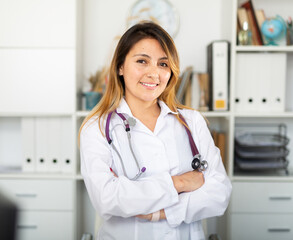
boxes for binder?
[267,54,286,112]
[47,117,62,172]
[60,117,74,173]
[235,53,286,112]
[207,41,230,111]
[21,117,35,172]
[235,53,259,112]
[35,117,49,172]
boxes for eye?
[137,59,147,64]
[160,62,169,67]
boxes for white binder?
[21,117,35,172]
[47,118,62,173]
[235,53,286,112]
[267,54,286,112]
[60,117,74,173]
[235,54,259,112]
[35,117,49,172]
[207,41,230,111]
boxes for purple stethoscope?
[105,110,208,180]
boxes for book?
[211,130,226,168]
[184,72,209,110]
[237,8,250,31]
[184,79,192,107]
[241,0,263,45]
[198,73,209,111]
[217,132,226,166]
[176,66,193,104]
[255,9,267,45]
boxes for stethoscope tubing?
[105,110,208,180]
[107,111,145,180]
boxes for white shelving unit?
[227,0,293,239]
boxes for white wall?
[82,0,232,82]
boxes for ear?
[119,66,123,76]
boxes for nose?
[146,65,159,80]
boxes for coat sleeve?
[164,112,232,227]
[80,118,179,220]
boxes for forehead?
[128,38,167,56]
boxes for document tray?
[235,156,289,171]
[235,146,289,159]
[235,133,289,148]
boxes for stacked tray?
[234,125,290,175]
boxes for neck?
[124,97,161,132]
[126,98,161,119]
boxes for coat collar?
[116,98,178,118]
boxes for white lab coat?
[80,98,232,240]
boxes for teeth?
[141,82,157,87]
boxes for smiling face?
[119,38,172,106]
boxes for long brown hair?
[79,21,191,141]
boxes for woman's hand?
[172,170,204,193]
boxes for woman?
[79,22,232,240]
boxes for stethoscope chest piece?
[192,154,208,171]
[191,156,201,169]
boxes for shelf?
[232,175,293,182]
[76,111,90,117]
[0,172,78,180]
[0,112,74,117]
[234,112,293,118]
[201,111,231,118]
[235,46,293,53]
[76,173,83,180]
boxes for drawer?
[230,182,293,213]
[16,211,74,240]
[230,213,293,240]
[0,179,74,210]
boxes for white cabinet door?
[0,0,75,48]
[230,213,293,240]
[0,49,75,114]
[230,182,293,213]
[0,179,74,210]
[17,211,74,240]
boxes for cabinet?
[0,179,74,240]
[0,0,87,239]
[227,0,293,239]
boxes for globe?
[261,15,286,45]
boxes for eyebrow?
[132,54,168,60]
